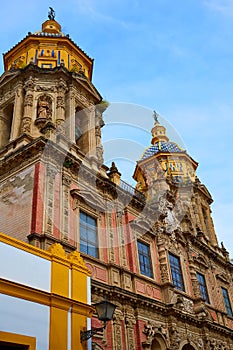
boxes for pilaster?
[11,82,24,140]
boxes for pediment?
[75,75,102,101]
[0,69,21,86]
[216,272,230,284]
[70,188,106,211]
[197,183,213,203]
[193,254,209,269]
[130,217,155,235]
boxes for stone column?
[95,108,104,163]
[106,211,115,263]
[11,82,24,140]
[66,86,76,143]
[112,310,124,350]
[85,105,96,158]
[55,79,67,135]
[0,109,8,148]
[21,77,35,134]
[61,173,71,241]
[187,245,201,299]
[116,211,127,268]
[45,166,57,236]
[125,314,136,350]
[157,234,170,284]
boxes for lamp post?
[80,298,117,342]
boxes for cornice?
[191,236,233,270]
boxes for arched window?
[182,344,196,350]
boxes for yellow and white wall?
[0,233,93,350]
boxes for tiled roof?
[141,141,184,160]
[4,33,93,62]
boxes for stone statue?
[153,110,159,123]
[48,7,55,20]
[37,99,51,119]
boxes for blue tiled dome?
[141,141,184,160]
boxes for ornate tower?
[133,112,218,246]
[0,10,106,250]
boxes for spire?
[151,111,169,145]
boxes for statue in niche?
[37,96,52,120]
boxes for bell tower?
[0,9,106,250]
[133,111,218,246]
[0,8,104,159]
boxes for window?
[221,287,233,317]
[0,331,35,350]
[41,64,52,68]
[137,241,153,278]
[169,253,185,291]
[196,272,209,303]
[80,211,98,258]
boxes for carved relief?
[143,321,168,349]
[174,295,194,313]
[21,117,31,133]
[45,166,56,235]
[125,314,136,350]
[62,174,71,240]
[56,95,65,109]
[169,324,181,350]
[24,76,35,92]
[113,311,124,350]
[24,94,33,107]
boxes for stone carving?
[160,263,169,283]
[24,76,35,91]
[143,321,168,349]
[37,96,52,119]
[169,325,181,349]
[125,315,136,350]
[197,338,204,348]
[113,311,124,350]
[143,321,156,344]
[206,339,228,350]
[24,94,33,107]
[47,166,57,179]
[62,174,71,187]
[21,117,31,133]
[175,295,194,313]
[55,119,65,135]
[164,201,181,235]
[56,95,65,109]
[46,168,56,234]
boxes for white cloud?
[204,0,233,15]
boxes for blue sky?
[1,0,233,257]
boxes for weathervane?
[153,110,159,124]
[48,7,56,20]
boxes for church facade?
[0,11,233,350]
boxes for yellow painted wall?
[0,233,94,350]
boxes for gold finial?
[48,7,55,20]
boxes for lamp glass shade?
[94,299,117,322]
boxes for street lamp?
[80,298,117,342]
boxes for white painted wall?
[0,242,51,292]
[0,294,49,350]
